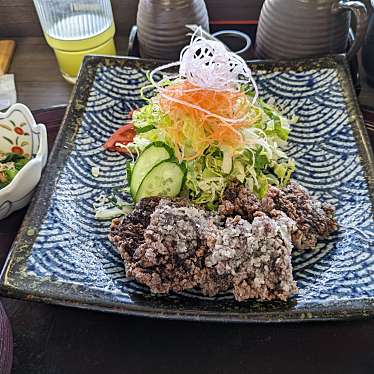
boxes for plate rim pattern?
[1,54,374,323]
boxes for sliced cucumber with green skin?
[135,161,185,202]
[130,142,173,198]
[126,162,133,185]
[135,124,155,134]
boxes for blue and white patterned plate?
[1,55,373,322]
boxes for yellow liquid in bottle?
[44,15,116,84]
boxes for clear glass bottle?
[33,0,116,83]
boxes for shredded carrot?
[157,80,255,160]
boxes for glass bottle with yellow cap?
[33,0,116,84]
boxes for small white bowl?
[0,103,48,220]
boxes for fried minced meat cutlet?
[126,203,209,294]
[109,198,298,301]
[109,197,161,262]
[263,183,336,250]
[108,181,335,300]
[109,197,190,262]
[219,181,337,250]
[204,212,297,301]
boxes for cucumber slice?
[130,142,173,198]
[126,162,133,185]
[135,161,185,202]
[135,124,155,134]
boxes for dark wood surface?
[6,37,374,111]
[0,106,373,374]
[8,37,129,111]
[9,38,71,110]
[0,0,265,38]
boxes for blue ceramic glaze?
[1,56,373,322]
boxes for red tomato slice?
[104,124,136,154]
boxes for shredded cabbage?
[129,87,296,209]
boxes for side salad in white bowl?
[0,103,48,220]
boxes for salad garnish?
[104,28,295,211]
[0,152,30,190]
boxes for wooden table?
[7,37,374,149]
[9,37,374,109]
[2,37,374,374]
[9,37,128,110]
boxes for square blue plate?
[1,55,373,322]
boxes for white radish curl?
[148,27,259,122]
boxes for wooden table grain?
[9,37,374,110]
[1,37,374,374]
[9,37,128,110]
[9,38,71,110]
